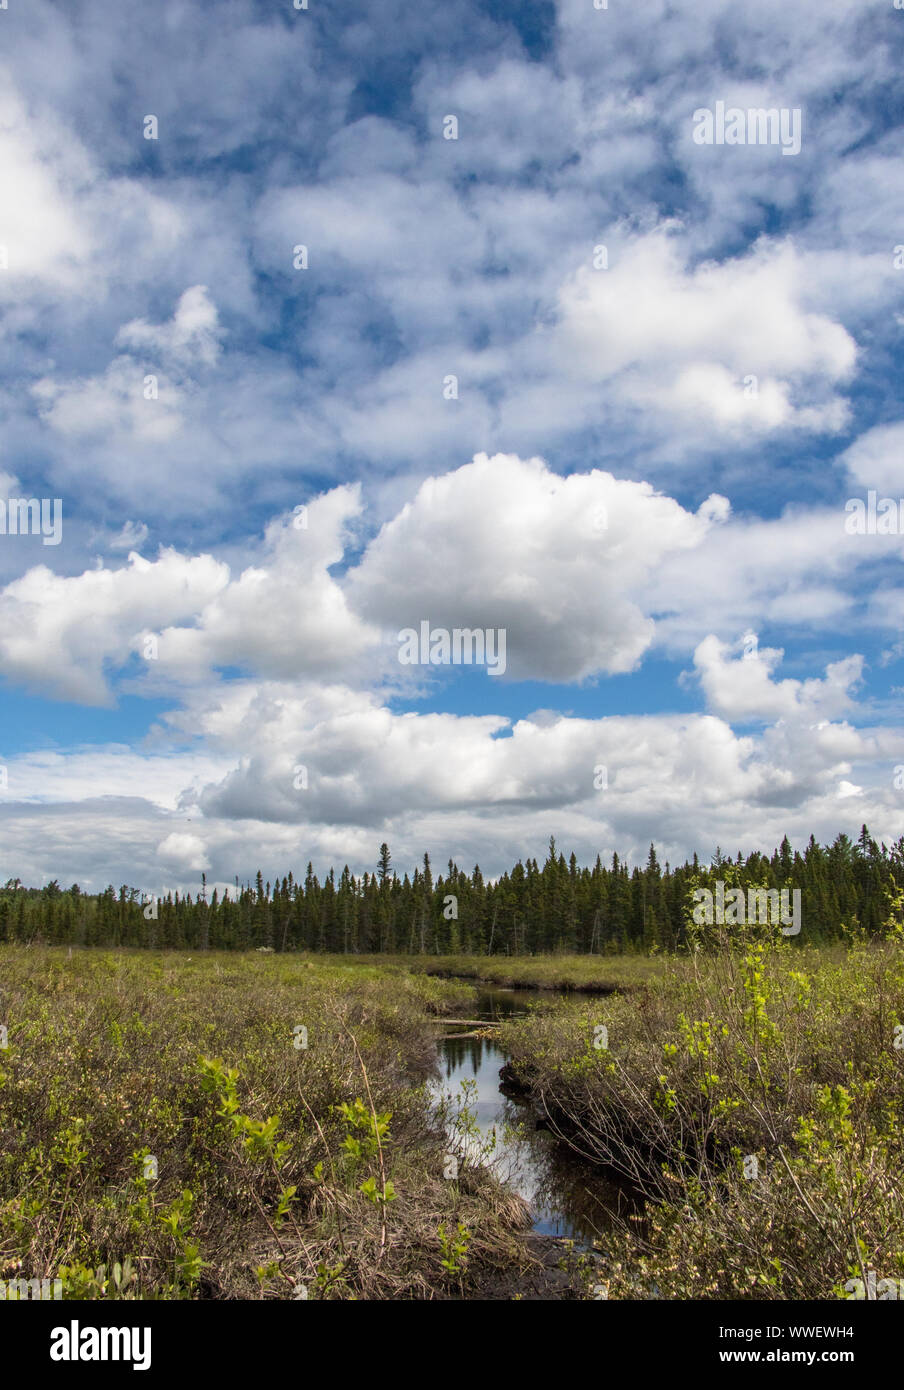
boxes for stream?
[430,986,628,1246]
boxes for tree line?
[1,826,901,955]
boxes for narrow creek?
[430,986,628,1247]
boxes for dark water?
[431,987,629,1246]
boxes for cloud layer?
[0,0,902,892]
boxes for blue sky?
[0,0,903,892]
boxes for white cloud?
[347,451,729,681]
[116,286,223,368]
[32,358,185,443]
[550,232,856,434]
[693,634,863,722]
[0,76,95,291]
[32,287,224,445]
[109,521,150,552]
[642,502,904,654]
[0,549,229,704]
[0,484,377,702]
[0,745,229,809]
[841,422,904,495]
[1,679,902,893]
[2,452,902,711]
[156,832,210,873]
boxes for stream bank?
[430,986,635,1297]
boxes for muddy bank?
[468,1233,587,1299]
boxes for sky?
[0,0,903,894]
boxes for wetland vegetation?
[1,829,901,1301]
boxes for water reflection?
[431,988,630,1246]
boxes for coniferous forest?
[4,826,901,954]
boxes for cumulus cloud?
[3,677,902,893]
[550,232,856,434]
[693,634,863,722]
[347,452,729,681]
[0,549,228,704]
[150,486,379,684]
[0,0,893,534]
[0,450,901,711]
[0,484,377,702]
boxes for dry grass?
[0,947,548,1299]
[384,951,663,993]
